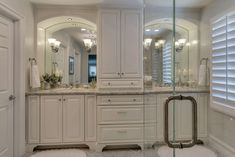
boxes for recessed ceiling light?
[67,18,72,21]
[154,29,159,32]
[145,29,151,32]
[81,28,86,31]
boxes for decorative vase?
[44,82,51,90]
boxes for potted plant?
[41,73,63,89]
[42,73,51,89]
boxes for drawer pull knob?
[117,130,127,133]
[58,99,62,101]
[108,99,111,102]
[108,82,111,86]
[63,99,66,101]
[121,73,124,75]
[133,99,136,101]
[131,82,134,85]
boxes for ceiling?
[30,0,214,8]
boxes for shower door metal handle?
[164,95,201,149]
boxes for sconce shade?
[144,38,152,48]
[155,42,160,48]
[54,41,61,47]
[158,40,166,45]
[178,38,186,44]
[48,38,61,53]
[48,38,56,45]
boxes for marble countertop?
[26,86,210,96]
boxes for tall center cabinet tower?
[97,8,143,89]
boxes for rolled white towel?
[198,64,207,86]
[30,65,41,88]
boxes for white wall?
[0,0,35,90]
[200,0,235,153]
[0,0,34,156]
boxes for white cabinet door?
[85,95,96,141]
[121,10,142,78]
[40,96,62,143]
[63,95,85,143]
[27,96,40,144]
[99,10,121,78]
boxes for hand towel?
[198,64,207,86]
[30,65,41,88]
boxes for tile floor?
[26,145,222,157]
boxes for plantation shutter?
[211,13,235,116]
[163,43,172,84]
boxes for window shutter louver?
[163,43,172,84]
[211,13,235,116]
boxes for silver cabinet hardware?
[9,95,16,101]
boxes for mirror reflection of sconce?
[144,38,152,49]
[83,38,96,53]
[175,38,187,52]
[155,39,166,50]
[48,38,61,53]
[83,39,92,51]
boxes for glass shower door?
[143,0,203,157]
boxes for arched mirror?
[37,16,97,86]
[144,18,199,87]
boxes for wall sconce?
[175,38,186,52]
[48,38,61,53]
[144,38,152,49]
[155,39,166,49]
[83,39,93,52]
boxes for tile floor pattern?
[27,146,223,157]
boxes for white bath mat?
[158,145,217,157]
[30,149,87,157]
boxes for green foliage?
[42,73,63,88]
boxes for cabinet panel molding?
[98,9,121,78]
[85,95,97,141]
[27,96,40,144]
[40,96,63,143]
[63,95,85,142]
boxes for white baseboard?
[209,135,235,157]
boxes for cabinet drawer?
[98,106,143,124]
[97,95,143,105]
[99,79,142,89]
[98,125,143,143]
